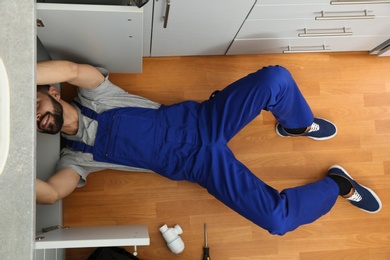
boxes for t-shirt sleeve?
[56,147,153,188]
[55,148,98,187]
[74,67,160,113]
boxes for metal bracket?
[36,225,70,241]
[42,225,69,233]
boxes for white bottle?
[159,224,185,254]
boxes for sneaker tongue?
[347,190,362,202]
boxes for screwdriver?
[203,223,211,260]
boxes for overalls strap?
[63,101,97,153]
[65,139,94,154]
[73,100,98,120]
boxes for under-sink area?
[0,1,151,258]
[0,1,150,258]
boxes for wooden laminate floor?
[63,52,390,260]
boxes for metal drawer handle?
[163,0,171,28]
[283,45,331,54]
[331,0,390,4]
[298,27,352,37]
[315,10,375,20]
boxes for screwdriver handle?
[203,247,210,260]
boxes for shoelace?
[347,190,363,202]
[308,122,320,133]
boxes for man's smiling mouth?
[39,114,51,130]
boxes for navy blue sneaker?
[276,118,337,140]
[328,165,382,214]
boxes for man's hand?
[36,60,105,90]
[36,168,80,205]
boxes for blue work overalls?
[66,66,339,235]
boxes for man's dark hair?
[37,84,50,94]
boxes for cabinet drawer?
[248,3,390,20]
[236,17,390,39]
[228,38,326,54]
[227,36,389,54]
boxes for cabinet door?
[248,3,390,20]
[151,0,255,56]
[36,225,149,250]
[37,3,143,73]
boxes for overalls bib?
[66,100,201,182]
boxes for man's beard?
[38,95,64,135]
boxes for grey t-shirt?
[56,68,161,187]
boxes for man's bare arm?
[36,60,105,90]
[36,168,81,205]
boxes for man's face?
[36,92,64,135]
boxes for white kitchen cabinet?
[36,3,143,73]
[150,0,256,57]
[228,1,390,55]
